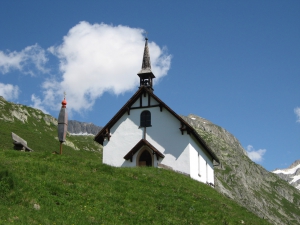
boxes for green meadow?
[0,100,269,224]
[0,149,270,225]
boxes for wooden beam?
[130,104,161,110]
[60,142,63,155]
[179,122,186,135]
[148,94,150,106]
[127,107,130,115]
[103,128,111,141]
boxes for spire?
[138,38,155,90]
[140,38,151,73]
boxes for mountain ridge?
[68,120,102,135]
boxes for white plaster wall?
[188,135,214,184]
[189,144,205,183]
[103,113,143,167]
[131,98,140,108]
[145,106,191,175]
[206,159,214,184]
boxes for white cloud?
[0,83,19,100]
[246,145,266,163]
[30,94,49,115]
[37,21,171,114]
[294,107,300,123]
[0,44,48,75]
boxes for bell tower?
[137,38,155,90]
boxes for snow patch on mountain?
[273,164,300,175]
[272,160,300,191]
[290,175,300,184]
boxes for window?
[140,110,151,127]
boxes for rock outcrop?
[67,120,102,135]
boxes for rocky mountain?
[273,160,300,191]
[68,120,102,135]
[182,114,300,225]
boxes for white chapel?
[94,38,219,185]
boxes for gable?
[94,86,219,164]
[131,92,159,108]
[123,139,165,162]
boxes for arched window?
[140,110,151,127]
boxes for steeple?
[137,38,155,90]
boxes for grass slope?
[0,150,269,225]
[0,98,269,224]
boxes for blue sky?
[0,1,299,171]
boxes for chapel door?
[138,150,152,167]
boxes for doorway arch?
[137,149,153,167]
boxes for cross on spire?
[145,31,148,39]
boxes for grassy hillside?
[0,150,269,224]
[0,96,99,155]
[0,94,271,224]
